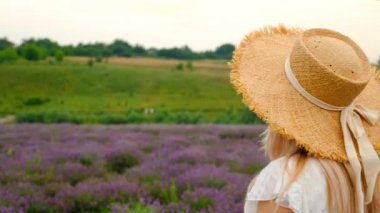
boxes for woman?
[229,25,380,213]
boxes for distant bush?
[100,110,145,124]
[239,107,263,123]
[214,107,239,124]
[99,114,126,124]
[0,47,18,63]
[172,111,204,124]
[54,49,64,63]
[152,107,170,123]
[14,107,261,124]
[176,62,184,71]
[23,97,50,106]
[87,58,94,67]
[125,110,145,123]
[215,106,263,124]
[174,61,194,71]
[48,58,54,65]
[186,60,193,70]
[23,44,43,61]
[16,110,70,123]
[95,55,102,62]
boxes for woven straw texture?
[230,24,380,163]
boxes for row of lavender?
[0,124,268,213]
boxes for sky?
[1,0,380,62]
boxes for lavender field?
[0,124,268,213]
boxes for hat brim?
[230,25,380,163]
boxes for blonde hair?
[247,126,380,213]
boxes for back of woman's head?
[256,126,380,213]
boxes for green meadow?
[0,58,262,124]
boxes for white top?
[244,156,328,213]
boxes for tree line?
[0,37,235,62]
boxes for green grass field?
[0,58,257,123]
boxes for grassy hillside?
[0,57,259,123]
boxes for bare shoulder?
[257,200,295,213]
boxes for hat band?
[285,57,380,213]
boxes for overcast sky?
[1,0,379,62]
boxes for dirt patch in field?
[66,56,229,70]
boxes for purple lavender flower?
[0,124,267,212]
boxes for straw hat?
[229,24,380,163]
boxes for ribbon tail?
[359,134,380,204]
[342,109,365,213]
[350,112,380,204]
[348,105,380,204]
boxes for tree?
[0,47,18,63]
[133,44,147,56]
[54,49,64,63]
[23,44,43,61]
[147,47,158,57]
[19,38,59,58]
[3,48,18,62]
[109,39,133,57]
[157,45,196,59]
[214,43,235,59]
[34,38,59,56]
[62,45,75,56]
[0,38,14,50]
[0,35,239,60]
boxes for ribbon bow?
[284,57,380,213]
[342,104,380,211]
